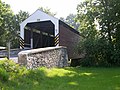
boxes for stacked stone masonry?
[18,46,68,69]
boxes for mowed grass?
[0,60,120,90]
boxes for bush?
[0,68,9,82]
[2,59,20,73]
[77,38,116,67]
[0,59,27,81]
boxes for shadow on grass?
[2,67,120,90]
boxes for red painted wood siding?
[59,21,83,59]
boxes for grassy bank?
[0,59,120,90]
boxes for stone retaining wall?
[18,46,68,69]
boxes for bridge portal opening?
[24,20,55,49]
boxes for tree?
[11,10,29,48]
[77,0,120,66]
[0,0,29,48]
[60,14,80,30]
[0,0,14,47]
[39,7,56,16]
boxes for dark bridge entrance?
[24,20,55,49]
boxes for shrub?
[2,59,20,73]
[0,68,9,81]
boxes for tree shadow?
[2,67,120,90]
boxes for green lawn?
[0,60,120,90]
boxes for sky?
[1,0,83,18]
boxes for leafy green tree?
[77,0,101,66]
[0,0,14,47]
[14,10,29,32]
[39,7,56,16]
[0,0,29,48]
[77,0,120,66]
[11,10,29,48]
[60,14,80,30]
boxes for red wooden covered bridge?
[20,9,83,59]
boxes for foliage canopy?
[77,0,120,66]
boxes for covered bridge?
[20,9,82,59]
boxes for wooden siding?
[59,20,82,59]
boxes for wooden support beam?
[30,28,33,49]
